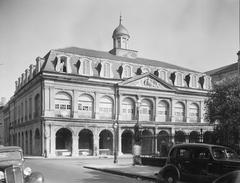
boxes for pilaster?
[73,90,79,118]
[72,135,79,157]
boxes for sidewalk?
[84,162,160,182]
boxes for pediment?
[118,73,175,91]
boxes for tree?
[205,76,240,148]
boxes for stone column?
[95,93,100,119]
[93,130,99,156]
[118,127,122,156]
[72,135,79,157]
[49,127,56,157]
[153,97,157,121]
[154,127,158,154]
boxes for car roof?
[172,143,228,149]
[0,146,22,152]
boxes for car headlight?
[0,171,4,180]
[24,167,32,176]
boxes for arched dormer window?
[176,73,183,86]
[78,58,93,76]
[191,75,198,88]
[99,96,113,119]
[55,56,72,73]
[204,76,211,90]
[123,65,132,78]
[54,92,72,118]
[189,103,200,122]
[160,70,166,81]
[100,62,112,78]
[142,67,150,74]
[174,102,185,122]
[78,94,94,119]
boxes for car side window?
[177,148,191,159]
[193,147,211,160]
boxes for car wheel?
[163,171,178,183]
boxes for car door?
[176,147,194,180]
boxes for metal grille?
[5,166,24,183]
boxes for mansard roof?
[53,47,198,73]
[205,63,237,76]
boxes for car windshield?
[0,151,22,161]
[212,147,239,160]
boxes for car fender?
[159,164,180,180]
[25,172,44,183]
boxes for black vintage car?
[158,143,240,183]
[0,146,44,183]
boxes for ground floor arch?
[78,129,93,156]
[157,130,170,156]
[189,131,200,143]
[56,128,72,156]
[99,129,113,155]
[174,131,186,144]
[121,130,133,154]
[142,130,153,155]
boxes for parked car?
[0,146,44,183]
[158,143,240,183]
[213,170,240,183]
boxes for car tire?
[163,171,178,183]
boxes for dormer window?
[77,58,93,76]
[55,55,72,73]
[123,65,132,78]
[142,67,150,73]
[191,75,198,88]
[160,70,166,81]
[100,62,113,78]
[176,73,183,86]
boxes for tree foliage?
[205,76,240,147]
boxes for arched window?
[123,65,131,78]
[157,100,169,122]
[103,62,111,78]
[122,98,134,120]
[82,60,91,75]
[54,92,72,118]
[174,102,185,122]
[160,71,166,81]
[78,94,94,119]
[99,96,113,119]
[142,67,150,73]
[176,73,183,86]
[189,103,200,122]
[34,94,40,118]
[191,75,198,88]
[139,99,153,121]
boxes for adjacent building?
[0,97,6,145]
[5,18,213,157]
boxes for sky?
[0,0,239,101]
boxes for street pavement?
[24,156,160,183]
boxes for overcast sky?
[0,0,239,101]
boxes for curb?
[84,166,157,181]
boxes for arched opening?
[189,131,200,143]
[189,103,200,122]
[140,99,153,121]
[142,130,153,155]
[55,128,72,156]
[34,94,40,118]
[174,102,185,122]
[78,94,94,119]
[174,131,186,144]
[157,131,170,157]
[157,100,169,122]
[203,131,214,144]
[122,98,135,120]
[54,92,72,118]
[121,130,133,154]
[25,131,28,155]
[29,130,32,155]
[99,130,113,155]
[78,129,93,156]
[99,96,113,119]
[34,129,41,155]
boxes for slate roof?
[55,47,198,73]
[205,63,237,76]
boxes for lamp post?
[133,99,141,165]
[113,121,118,164]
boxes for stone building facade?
[5,18,213,157]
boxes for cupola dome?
[112,24,130,38]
